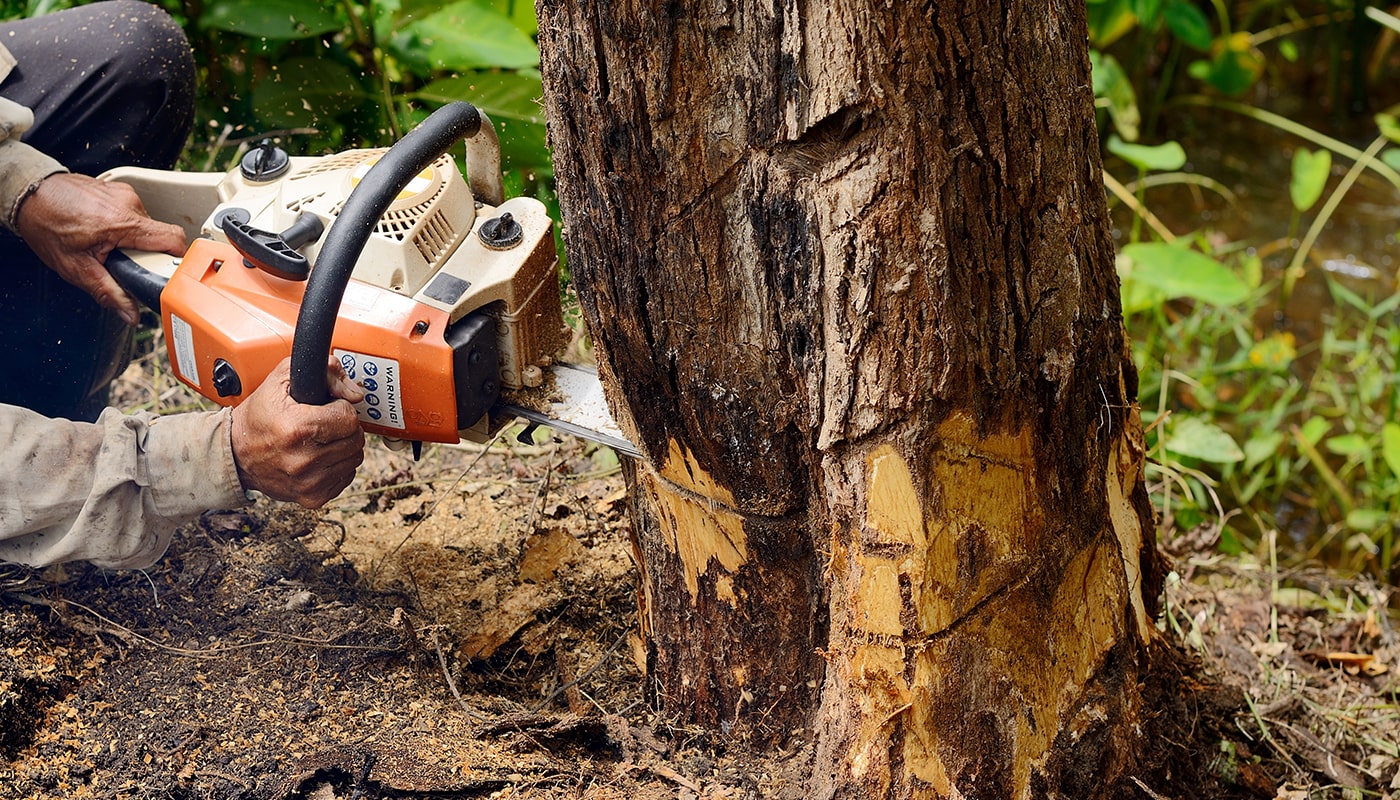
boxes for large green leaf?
[251,57,367,129]
[1166,416,1244,463]
[1325,433,1371,459]
[415,74,549,169]
[1289,148,1331,212]
[1382,422,1400,478]
[1188,33,1263,95]
[418,73,545,124]
[1119,242,1250,305]
[1163,0,1212,50]
[392,1,540,72]
[200,0,341,39]
[1107,135,1185,171]
[1088,0,1138,48]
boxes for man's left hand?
[15,173,187,326]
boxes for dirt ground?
[1,354,1398,799]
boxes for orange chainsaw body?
[159,238,462,442]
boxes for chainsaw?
[101,102,637,459]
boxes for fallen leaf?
[1300,650,1388,676]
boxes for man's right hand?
[230,357,367,508]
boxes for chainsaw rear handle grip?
[289,101,484,406]
[106,250,168,314]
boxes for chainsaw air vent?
[413,209,459,266]
[256,149,476,297]
[296,149,386,177]
[284,191,325,214]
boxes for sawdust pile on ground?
[1,349,1398,798]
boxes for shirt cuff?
[136,407,251,518]
[0,138,69,232]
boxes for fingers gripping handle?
[288,102,484,405]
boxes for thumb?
[326,359,367,404]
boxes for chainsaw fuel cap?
[241,139,290,182]
[478,212,523,250]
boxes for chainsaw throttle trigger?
[221,211,324,281]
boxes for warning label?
[170,314,200,388]
[332,349,405,431]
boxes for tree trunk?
[537,1,1163,796]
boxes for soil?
[2,361,1398,799]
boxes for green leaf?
[1131,0,1164,30]
[1325,433,1371,458]
[1382,422,1400,477]
[1165,416,1244,463]
[1119,242,1250,305]
[1107,135,1186,171]
[1383,149,1400,172]
[1089,0,1138,48]
[251,57,367,128]
[200,0,341,39]
[418,73,545,124]
[1246,332,1296,371]
[392,0,540,72]
[1197,33,1263,95]
[1345,508,1389,532]
[1243,431,1285,471]
[415,73,550,169]
[1163,0,1212,50]
[1299,416,1330,446]
[1289,148,1331,212]
[1376,113,1400,144]
[1091,52,1140,141]
[1116,253,1165,315]
[1279,39,1299,62]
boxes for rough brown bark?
[537,1,1162,796]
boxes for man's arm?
[0,358,366,569]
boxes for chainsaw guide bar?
[499,363,640,459]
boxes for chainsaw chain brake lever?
[220,210,325,281]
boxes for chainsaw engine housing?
[106,126,566,445]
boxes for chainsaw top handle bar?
[289,101,483,406]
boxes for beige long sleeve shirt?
[0,405,250,568]
[1,43,250,569]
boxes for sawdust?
[1,342,1398,798]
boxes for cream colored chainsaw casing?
[104,147,564,394]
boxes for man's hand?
[14,173,186,326]
[230,358,367,508]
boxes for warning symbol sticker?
[333,349,405,431]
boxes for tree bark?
[537,1,1163,796]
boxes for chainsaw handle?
[289,101,484,405]
[106,250,168,314]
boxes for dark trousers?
[0,0,194,421]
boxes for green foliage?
[1288,148,1331,213]
[1094,1,1400,582]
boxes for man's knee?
[92,0,196,101]
[0,0,197,172]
